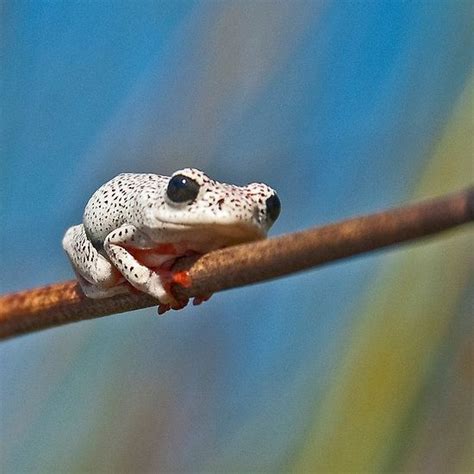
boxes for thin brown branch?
[1,187,473,341]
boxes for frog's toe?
[152,261,203,314]
[157,303,171,316]
[156,299,189,316]
[192,294,212,306]
[170,299,189,311]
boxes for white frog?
[62,168,280,314]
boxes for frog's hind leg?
[62,224,127,298]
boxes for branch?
[1,187,472,341]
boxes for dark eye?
[265,193,281,223]
[166,174,200,203]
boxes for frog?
[62,168,281,315]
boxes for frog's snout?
[265,193,281,224]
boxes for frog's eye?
[265,193,281,223]
[167,174,200,203]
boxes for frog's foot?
[156,280,213,314]
[160,257,214,312]
[156,293,212,315]
[152,259,213,315]
[192,294,212,306]
[152,265,192,316]
[157,299,188,316]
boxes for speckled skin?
[63,168,280,313]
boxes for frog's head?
[146,168,280,248]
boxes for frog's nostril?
[265,193,281,223]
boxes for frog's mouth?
[157,220,267,246]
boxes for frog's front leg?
[103,224,184,309]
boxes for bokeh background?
[1,1,473,473]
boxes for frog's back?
[83,173,167,245]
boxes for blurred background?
[1,1,473,472]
